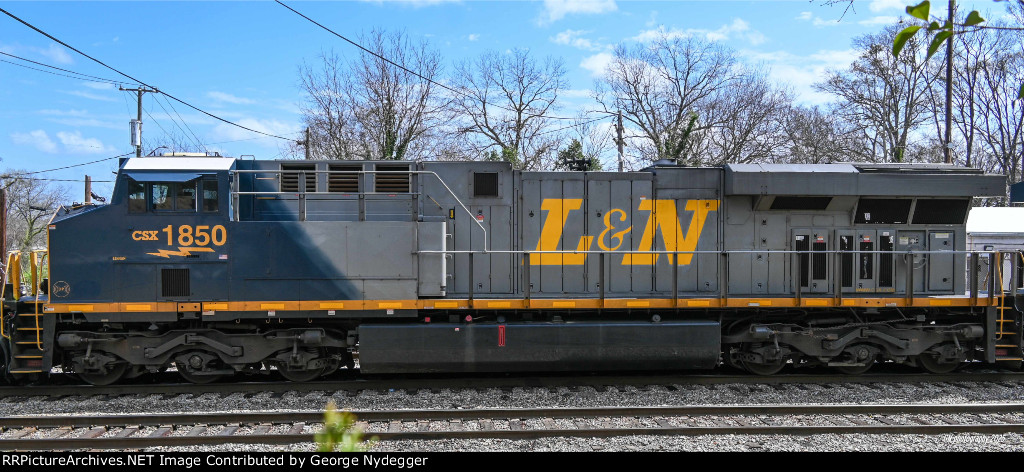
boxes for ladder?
[1,251,53,378]
[994,253,1023,364]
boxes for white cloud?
[82,82,116,90]
[39,109,90,117]
[467,34,479,42]
[211,118,300,147]
[550,29,602,51]
[580,52,613,77]
[541,0,617,23]
[740,48,859,106]
[63,90,117,102]
[859,15,900,26]
[870,0,910,13]
[56,131,113,154]
[633,19,766,46]
[37,44,73,64]
[562,89,594,99]
[797,11,813,21]
[207,91,256,105]
[11,130,58,153]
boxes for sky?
[0,0,998,199]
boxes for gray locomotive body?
[23,156,1015,383]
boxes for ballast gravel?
[7,376,1024,451]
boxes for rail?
[230,169,489,251]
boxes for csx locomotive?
[3,156,1019,384]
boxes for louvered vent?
[281,164,316,193]
[161,268,190,298]
[328,165,361,193]
[375,165,410,193]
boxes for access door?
[793,230,830,294]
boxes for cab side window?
[152,183,173,210]
[202,180,219,212]
[128,181,146,213]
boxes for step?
[13,342,43,347]
[996,345,1020,348]
[8,370,42,374]
[15,328,41,331]
[13,355,42,359]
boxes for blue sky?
[0,0,995,198]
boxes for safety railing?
[417,248,1017,308]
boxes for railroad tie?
[387,421,401,433]
[875,416,900,426]
[287,423,305,435]
[9,427,35,439]
[541,418,556,430]
[416,421,429,432]
[219,423,240,436]
[510,420,523,431]
[477,419,493,431]
[149,426,173,438]
[52,426,72,438]
[908,416,934,426]
[114,426,139,438]
[449,419,464,431]
[654,418,672,429]
[186,425,208,437]
[252,423,272,435]
[81,427,107,439]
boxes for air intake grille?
[375,165,410,193]
[328,165,361,193]
[161,269,190,298]
[281,164,316,193]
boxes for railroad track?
[4,367,1024,399]
[3,403,1024,450]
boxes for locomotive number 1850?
[159,225,227,246]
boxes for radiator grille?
[281,164,316,193]
[375,165,410,193]
[328,165,361,193]
[161,269,190,298]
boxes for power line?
[156,94,206,152]
[0,6,293,142]
[0,50,132,85]
[0,58,123,86]
[10,152,132,176]
[536,115,611,137]
[1,176,113,183]
[275,0,590,123]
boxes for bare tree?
[594,33,788,166]
[782,105,868,164]
[815,26,941,162]
[451,49,567,170]
[298,30,448,161]
[2,174,68,258]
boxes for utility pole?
[84,175,92,204]
[296,127,311,160]
[616,111,624,172]
[119,86,158,157]
[944,0,954,165]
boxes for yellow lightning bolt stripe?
[147,247,216,258]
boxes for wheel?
[917,353,960,374]
[175,362,225,384]
[741,359,785,375]
[278,366,326,382]
[834,345,877,375]
[78,362,128,386]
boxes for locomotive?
[3,155,1019,384]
